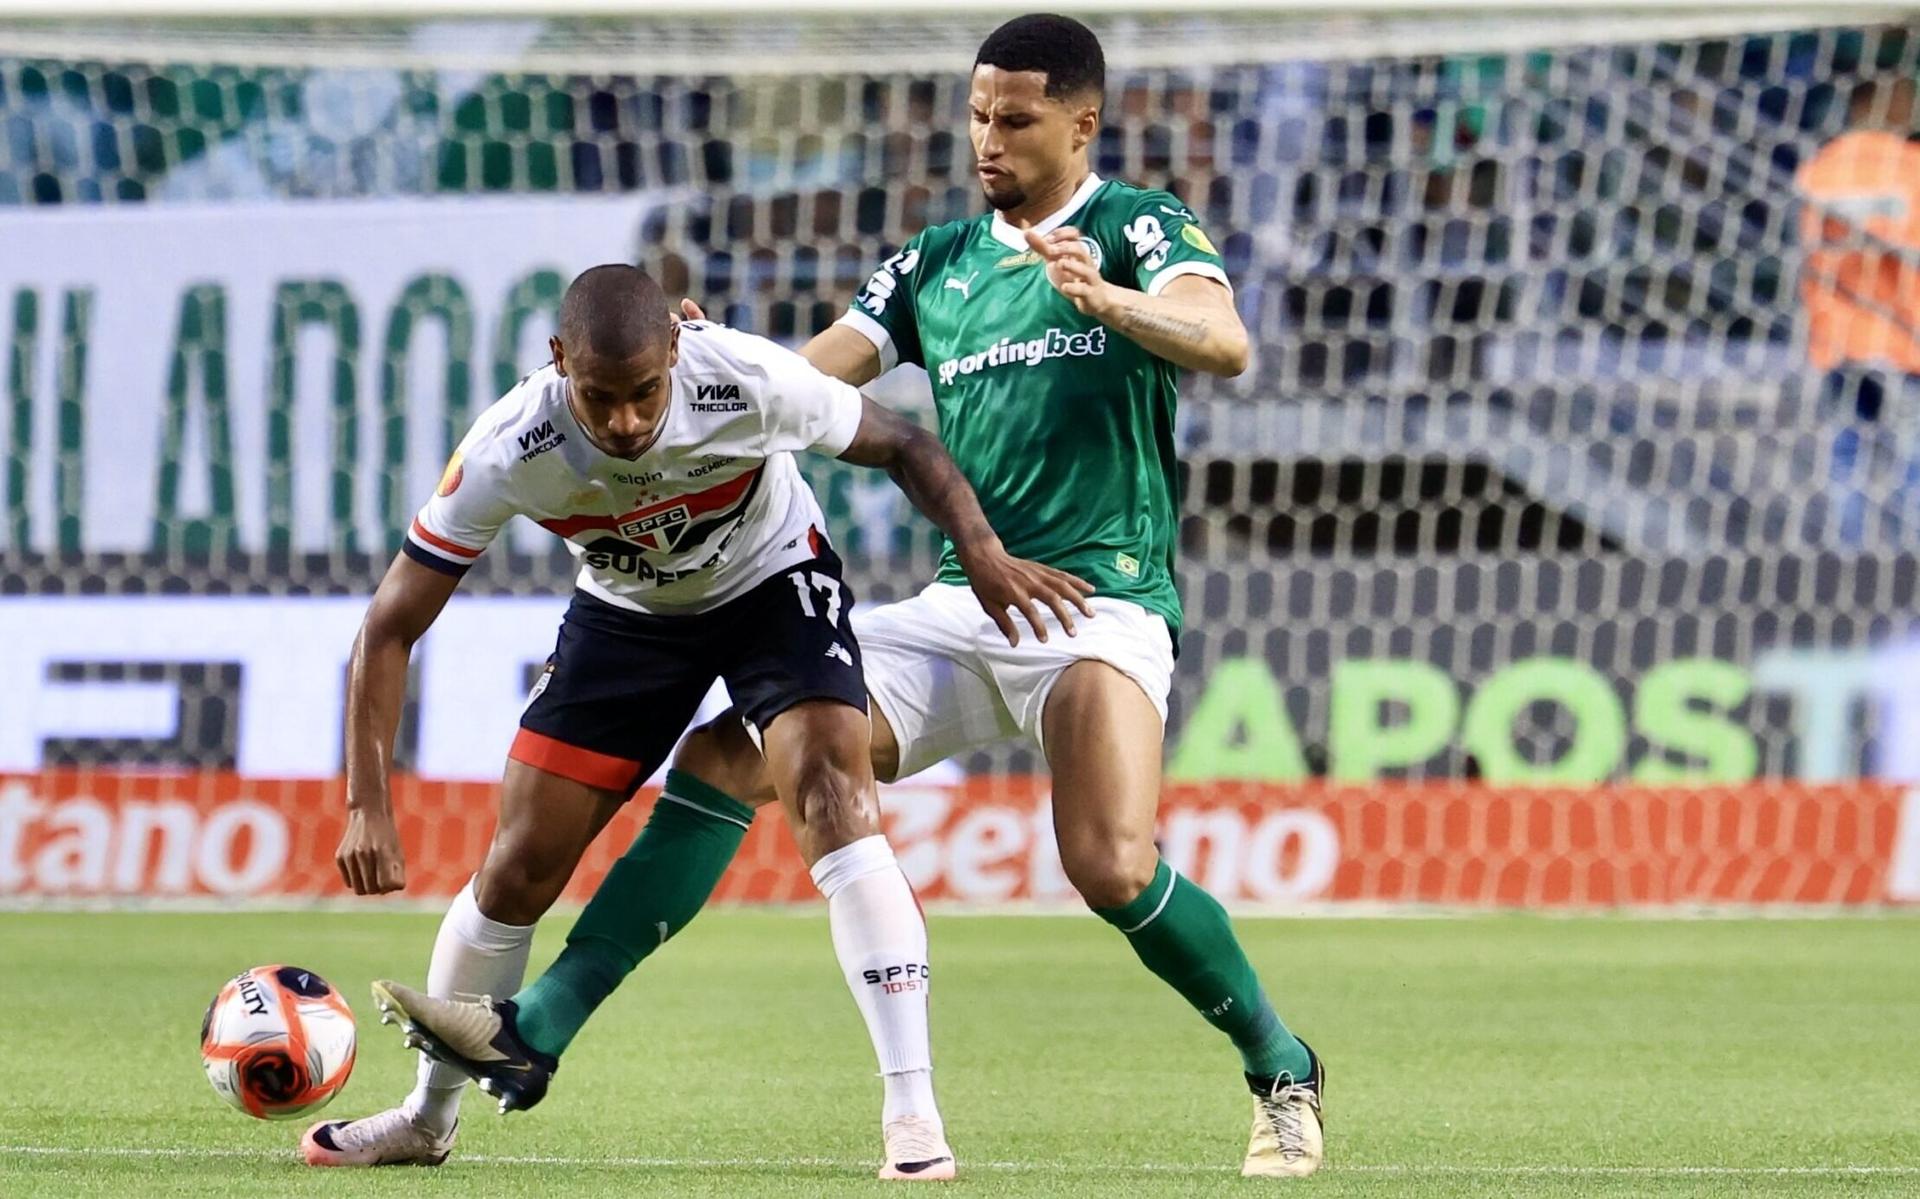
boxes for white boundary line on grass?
[3,1145,1916,1178]
[6,897,1920,919]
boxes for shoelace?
[1257,1084,1316,1161]
[886,1118,949,1163]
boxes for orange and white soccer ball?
[200,965,357,1120]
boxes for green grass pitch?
[2,909,1916,1197]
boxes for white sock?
[810,836,941,1127]
[400,877,535,1137]
[882,1069,939,1126]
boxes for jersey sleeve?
[1116,190,1233,298]
[404,434,517,578]
[836,234,927,372]
[752,336,867,457]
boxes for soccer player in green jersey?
[381,12,1324,1180]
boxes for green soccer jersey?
[841,173,1230,640]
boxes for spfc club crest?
[618,501,694,552]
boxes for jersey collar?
[987,172,1104,251]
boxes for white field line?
[2,1145,1917,1178]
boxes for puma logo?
[944,271,978,300]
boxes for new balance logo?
[826,642,853,666]
[944,271,978,300]
[525,664,554,707]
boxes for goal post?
[3,1,1919,906]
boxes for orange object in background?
[1797,129,1920,373]
[3,772,1915,908]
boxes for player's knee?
[1059,836,1159,910]
[471,871,557,926]
[790,748,880,851]
[472,839,575,925]
[673,713,776,808]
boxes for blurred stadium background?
[4,0,1920,910]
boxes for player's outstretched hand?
[957,538,1096,646]
[336,807,407,895]
[1023,223,1111,317]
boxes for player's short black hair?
[558,264,671,358]
[974,13,1105,105]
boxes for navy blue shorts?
[509,548,866,795]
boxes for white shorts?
[854,582,1175,780]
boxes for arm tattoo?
[1114,300,1209,345]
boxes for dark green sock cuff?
[660,768,755,828]
[1093,858,1176,931]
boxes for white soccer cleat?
[300,1106,455,1167]
[1241,1044,1326,1179]
[877,1115,956,1181]
[370,979,557,1113]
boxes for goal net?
[4,3,1919,906]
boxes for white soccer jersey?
[404,321,864,614]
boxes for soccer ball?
[200,965,356,1120]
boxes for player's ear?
[1071,102,1099,153]
[549,335,568,377]
[666,321,680,369]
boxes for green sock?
[511,770,753,1059]
[1094,858,1311,1082]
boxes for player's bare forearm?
[1090,282,1250,377]
[799,324,886,387]
[343,635,410,816]
[1025,226,1249,376]
[837,397,995,557]
[344,553,459,815]
[836,397,1094,645]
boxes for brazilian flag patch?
[1182,223,1219,255]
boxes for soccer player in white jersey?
[301,264,1090,1178]
[391,15,1327,1180]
